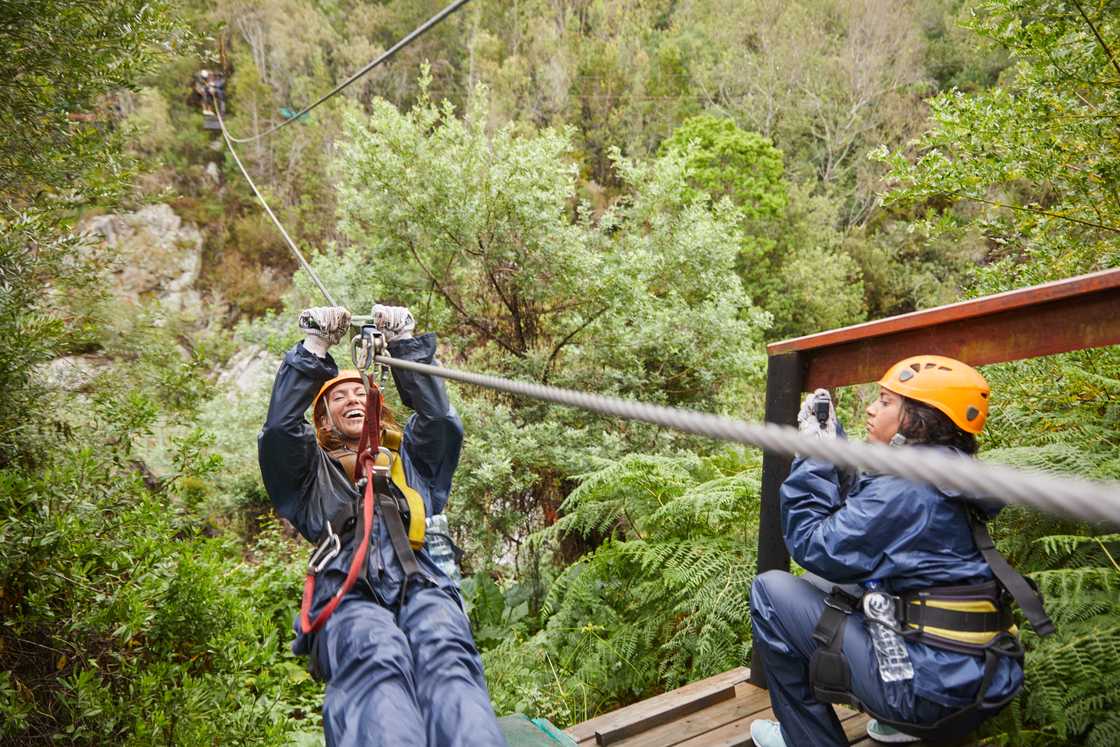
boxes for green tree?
[0,0,174,466]
[680,0,932,224]
[0,4,326,743]
[0,0,174,197]
[313,84,767,574]
[658,114,786,220]
[658,115,866,338]
[877,0,1120,287]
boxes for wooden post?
[749,351,804,688]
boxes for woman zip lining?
[748,356,1053,746]
[258,304,506,746]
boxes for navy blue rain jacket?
[258,334,463,622]
[780,449,1024,709]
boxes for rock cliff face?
[80,203,203,318]
[216,346,278,402]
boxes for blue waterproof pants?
[750,570,992,747]
[312,584,506,747]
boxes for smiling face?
[320,381,367,446]
[866,386,905,444]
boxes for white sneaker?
[866,718,921,743]
[749,719,787,747]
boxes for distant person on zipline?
[748,356,1053,746]
[259,305,506,747]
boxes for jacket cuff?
[287,342,340,380]
[388,332,437,363]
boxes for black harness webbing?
[373,469,423,606]
[968,512,1055,636]
[807,513,1054,742]
[809,588,859,707]
[809,588,1023,743]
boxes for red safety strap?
[299,383,382,635]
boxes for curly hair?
[898,396,978,455]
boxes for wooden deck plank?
[613,684,772,747]
[840,710,872,743]
[595,684,738,745]
[564,668,957,747]
[565,668,752,743]
[665,703,866,747]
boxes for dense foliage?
[2,0,1118,744]
[0,2,321,742]
[479,452,760,725]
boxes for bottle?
[863,580,914,682]
[425,514,461,585]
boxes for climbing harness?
[807,509,1055,742]
[298,380,380,634]
[298,328,428,634]
[324,442,426,552]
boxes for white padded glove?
[298,306,351,357]
[370,304,415,344]
[797,388,838,439]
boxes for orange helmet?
[310,372,401,450]
[312,371,366,447]
[878,355,990,434]
[312,370,364,413]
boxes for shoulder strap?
[327,448,358,482]
[388,451,426,549]
[968,511,1056,636]
[374,468,422,604]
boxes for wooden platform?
[564,667,928,747]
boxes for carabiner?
[308,525,341,573]
[350,324,381,371]
[350,324,388,391]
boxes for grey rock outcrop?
[81,203,204,318]
[42,355,113,392]
[216,345,278,402]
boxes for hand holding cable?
[370,304,416,344]
[299,306,352,357]
[798,388,838,439]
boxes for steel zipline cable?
[209,16,1120,529]
[222,0,472,144]
[373,358,1120,526]
[214,103,338,307]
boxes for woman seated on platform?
[748,356,1051,746]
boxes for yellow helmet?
[879,355,990,434]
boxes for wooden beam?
[766,269,1120,390]
[751,353,802,687]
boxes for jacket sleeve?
[388,332,464,515]
[258,342,340,538]
[781,457,934,584]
